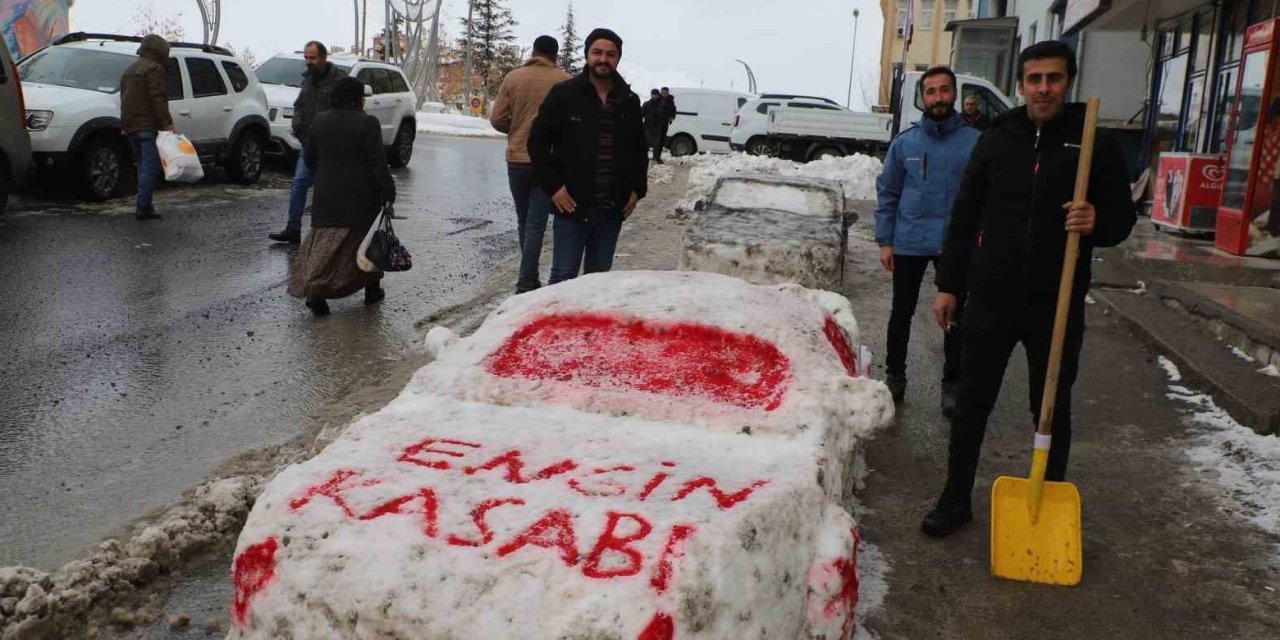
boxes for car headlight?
[282,108,294,119]
[25,110,54,132]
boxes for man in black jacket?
[921,41,1136,537]
[270,41,348,244]
[528,28,648,284]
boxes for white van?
[664,88,755,156]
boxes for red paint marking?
[569,465,636,497]
[583,512,653,579]
[485,312,792,411]
[358,488,439,538]
[650,524,697,595]
[398,437,482,470]
[496,508,580,566]
[447,497,526,547]
[636,472,670,502]
[636,611,675,640]
[825,528,861,640]
[670,477,768,510]
[232,538,278,627]
[464,450,578,484]
[823,316,858,377]
[289,469,380,517]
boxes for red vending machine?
[1218,18,1280,257]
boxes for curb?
[1091,288,1280,435]
[1145,281,1280,357]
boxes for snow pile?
[672,152,882,212]
[649,162,675,186]
[0,476,261,638]
[1228,346,1280,377]
[230,271,893,639]
[1156,357,1280,554]
[415,112,506,139]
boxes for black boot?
[941,380,960,418]
[921,495,973,538]
[305,297,330,316]
[135,203,160,220]
[364,284,385,305]
[885,374,906,403]
[269,225,302,243]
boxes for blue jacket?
[874,112,981,256]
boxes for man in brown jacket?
[119,34,174,220]
[490,35,570,293]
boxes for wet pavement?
[0,135,517,570]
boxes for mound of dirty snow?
[672,152,882,212]
[415,112,506,138]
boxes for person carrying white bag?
[156,131,205,184]
[119,34,178,220]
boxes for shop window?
[1182,72,1207,151]
[1193,12,1213,72]
[1158,54,1189,126]
[1212,65,1239,154]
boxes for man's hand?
[879,246,895,272]
[933,293,958,332]
[551,187,577,215]
[1063,200,1096,236]
[622,191,638,219]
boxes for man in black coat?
[270,41,349,244]
[528,28,648,284]
[921,41,1136,537]
[642,89,665,163]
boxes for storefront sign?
[1246,19,1276,51]
[1062,0,1111,36]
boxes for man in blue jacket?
[874,66,981,415]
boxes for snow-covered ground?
[230,271,893,639]
[1157,356,1280,558]
[671,152,882,212]
[1229,346,1280,377]
[415,112,506,139]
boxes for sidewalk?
[1091,219,1280,434]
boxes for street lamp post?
[845,8,861,108]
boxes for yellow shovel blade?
[990,475,1083,586]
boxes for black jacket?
[936,104,1135,303]
[292,62,348,144]
[305,109,396,228]
[527,71,648,211]
[642,97,664,133]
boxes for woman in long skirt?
[287,77,396,316]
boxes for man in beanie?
[491,36,571,293]
[642,89,666,163]
[528,28,648,285]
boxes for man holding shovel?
[922,41,1136,538]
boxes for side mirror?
[363,84,374,97]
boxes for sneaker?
[921,499,973,538]
[269,225,302,243]
[885,374,906,403]
[941,381,961,418]
[364,285,386,305]
[135,204,160,220]
[305,297,330,316]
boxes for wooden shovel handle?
[1037,97,1100,437]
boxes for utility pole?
[845,8,860,108]
[734,59,757,94]
[352,0,360,53]
[361,0,369,56]
[462,0,475,102]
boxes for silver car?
[0,43,33,213]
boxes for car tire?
[744,136,773,156]
[668,134,697,157]
[227,129,264,184]
[79,136,129,202]
[809,146,844,161]
[387,121,415,168]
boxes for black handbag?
[366,208,413,272]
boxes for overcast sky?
[70,0,885,109]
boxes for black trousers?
[941,295,1086,504]
[885,255,964,381]
[652,126,668,162]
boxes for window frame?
[221,60,250,93]
[184,56,227,99]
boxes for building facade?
[878,0,972,104]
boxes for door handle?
[177,110,191,116]
[222,106,233,112]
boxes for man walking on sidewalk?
[119,34,174,220]
[642,89,665,164]
[874,66,980,414]
[922,41,1136,537]
[490,35,570,293]
[529,28,648,284]
[270,41,347,243]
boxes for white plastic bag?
[357,209,387,273]
[156,131,204,183]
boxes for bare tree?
[131,2,185,41]
[221,42,258,67]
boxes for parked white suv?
[729,95,845,156]
[255,53,417,167]
[18,32,270,201]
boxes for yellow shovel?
[990,96,1100,587]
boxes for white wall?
[1075,29,1151,121]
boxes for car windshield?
[18,47,135,94]
[256,58,353,87]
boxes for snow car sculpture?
[229,271,892,639]
[680,175,850,290]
